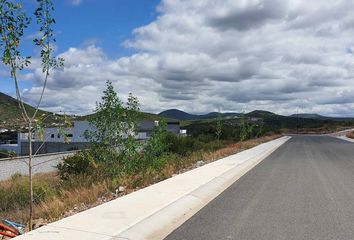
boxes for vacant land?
[0,135,279,230]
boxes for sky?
[1,0,354,117]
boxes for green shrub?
[150,153,169,172]
[57,129,230,183]
[57,151,98,180]
[166,134,202,156]
[10,172,23,180]
[0,149,17,159]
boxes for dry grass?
[38,181,113,220]
[0,172,58,189]
[346,131,354,139]
[0,134,281,229]
[0,174,115,225]
[171,134,281,175]
[208,134,280,160]
[0,172,59,223]
[283,126,354,135]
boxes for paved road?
[165,136,354,240]
[0,152,73,181]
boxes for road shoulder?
[15,136,291,240]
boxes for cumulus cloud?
[22,0,354,116]
[207,0,288,31]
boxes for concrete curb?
[114,136,290,240]
[15,136,290,240]
[336,136,354,143]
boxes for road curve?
[165,136,354,240]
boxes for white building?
[1,120,186,156]
[18,121,94,144]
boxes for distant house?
[1,120,186,156]
[138,120,181,138]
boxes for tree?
[88,81,125,148]
[0,0,63,229]
[121,93,141,166]
[239,112,256,141]
[215,111,222,146]
[239,113,248,141]
[87,81,141,172]
[256,121,264,138]
[125,93,140,136]
[144,119,168,170]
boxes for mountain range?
[158,109,241,121]
[0,92,160,129]
[158,108,354,122]
[1,92,353,129]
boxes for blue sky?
[1,0,354,116]
[22,0,160,56]
[1,0,160,94]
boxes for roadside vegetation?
[346,131,354,139]
[0,149,16,159]
[0,82,279,229]
[184,116,354,137]
[0,135,279,227]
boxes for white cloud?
[22,0,354,116]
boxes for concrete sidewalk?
[336,135,354,143]
[15,136,290,240]
[326,128,354,143]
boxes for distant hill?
[160,109,329,121]
[290,113,354,121]
[246,110,278,118]
[81,111,161,122]
[159,109,240,121]
[0,92,161,129]
[159,108,354,122]
[290,113,323,119]
[0,92,51,128]
[3,90,354,131]
[0,92,41,118]
[158,109,197,120]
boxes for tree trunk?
[28,122,33,231]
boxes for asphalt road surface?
[165,136,354,240]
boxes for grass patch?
[0,134,280,229]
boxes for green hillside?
[80,111,162,122]
[159,109,240,121]
[184,111,354,139]
[2,91,353,135]
[0,92,51,128]
[0,92,161,129]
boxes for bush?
[165,133,227,156]
[57,151,98,180]
[57,129,229,183]
[57,146,127,180]
[0,149,17,159]
[166,134,202,156]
